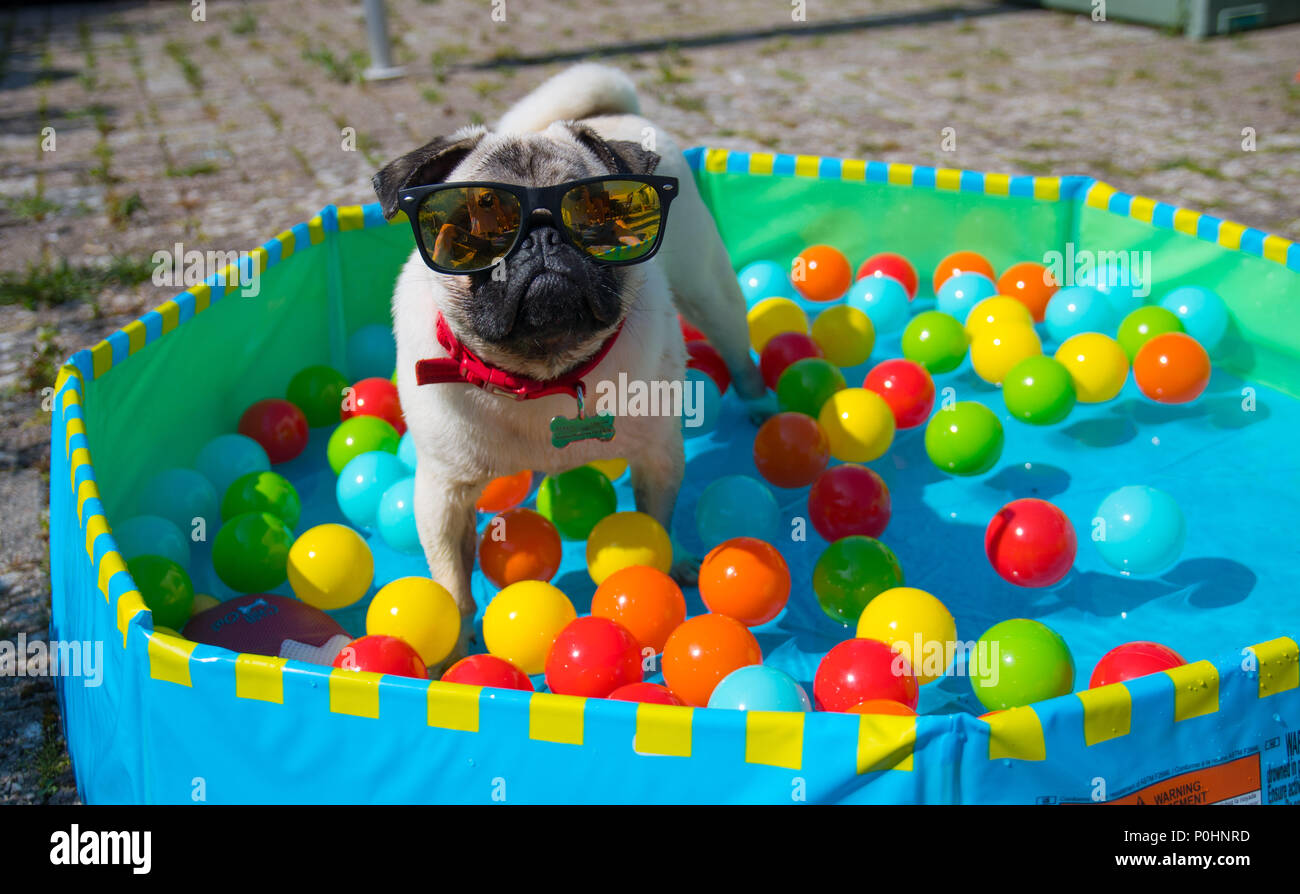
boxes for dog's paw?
[742,391,779,426]
[669,553,701,588]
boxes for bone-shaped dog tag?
[549,384,615,448]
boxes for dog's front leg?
[628,428,698,586]
[413,466,481,673]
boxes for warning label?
[1108,754,1261,805]
[1262,729,1300,805]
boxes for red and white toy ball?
[544,616,643,698]
[342,377,406,434]
[607,682,684,705]
[441,654,534,691]
[813,638,919,713]
[182,593,350,662]
[1090,641,1186,688]
[332,634,426,679]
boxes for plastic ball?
[760,331,824,391]
[682,369,722,440]
[342,376,405,435]
[475,469,533,514]
[194,433,270,500]
[336,451,408,529]
[902,310,968,374]
[933,250,995,294]
[936,272,998,321]
[1002,355,1076,425]
[811,304,875,368]
[221,470,301,530]
[965,296,1035,339]
[139,468,219,535]
[856,252,918,298]
[1159,285,1229,353]
[814,638,918,712]
[698,537,791,627]
[588,457,628,481]
[818,387,896,463]
[1092,485,1185,576]
[1054,333,1129,403]
[752,412,830,488]
[924,402,1004,475]
[813,535,904,624]
[545,616,643,698]
[536,465,618,540]
[478,508,562,588]
[365,576,461,666]
[1117,305,1184,361]
[970,324,1042,386]
[483,580,576,675]
[856,587,957,685]
[608,682,684,705]
[1133,332,1211,404]
[862,358,935,429]
[441,653,534,691]
[808,463,891,541]
[748,297,809,353]
[996,261,1058,322]
[287,365,349,427]
[190,593,220,615]
[661,613,763,707]
[347,323,397,381]
[591,564,686,654]
[985,498,1077,588]
[126,555,194,630]
[287,523,374,610]
[737,259,792,307]
[238,398,309,464]
[1044,286,1116,343]
[971,619,1074,711]
[848,699,917,716]
[376,476,421,554]
[709,665,811,711]
[327,415,400,474]
[397,431,418,472]
[694,475,780,549]
[586,511,673,585]
[1090,641,1187,688]
[212,511,293,593]
[846,275,910,335]
[333,635,427,679]
[776,358,846,418]
[792,244,852,302]
[113,515,190,570]
[685,340,731,393]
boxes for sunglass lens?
[417,187,522,271]
[560,180,662,262]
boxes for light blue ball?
[936,272,997,322]
[337,451,409,529]
[138,468,218,534]
[376,476,421,554]
[708,665,811,711]
[347,323,397,382]
[846,274,910,334]
[682,369,722,440]
[1091,261,1145,318]
[694,474,780,550]
[1093,485,1185,576]
[738,260,792,308]
[397,431,418,473]
[1045,286,1117,343]
[113,515,191,571]
[1159,286,1229,352]
[194,433,269,499]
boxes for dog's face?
[374,122,659,379]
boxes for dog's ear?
[372,127,486,219]
[566,123,660,175]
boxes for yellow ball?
[970,324,1042,385]
[965,296,1034,339]
[190,593,220,616]
[586,510,672,585]
[1055,333,1130,403]
[856,587,957,685]
[483,580,576,675]
[811,304,875,367]
[286,523,374,610]
[747,297,809,353]
[587,457,628,481]
[817,387,896,462]
[366,576,461,666]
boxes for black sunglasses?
[397,175,679,275]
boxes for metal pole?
[362,0,406,81]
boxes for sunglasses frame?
[398,174,680,275]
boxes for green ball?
[812,535,904,625]
[327,415,400,474]
[902,310,969,374]
[776,358,846,417]
[536,466,618,540]
[221,470,301,529]
[126,555,195,630]
[287,365,349,427]
[212,512,293,593]
[1117,305,1184,361]
[971,618,1074,711]
[1002,355,1076,426]
[925,401,1004,475]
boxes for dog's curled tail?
[495,63,640,133]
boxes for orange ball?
[1133,332,1211,404]
[997,261,1059,323]
[591,564,687,654]
[848,699,917,716]
[792,245,852,303]
[475,470,533,513]
[698,538,791,627]
[933,250,996,294]
[752,412,830,488]
[662,613,763,707]
[477,508,561,588]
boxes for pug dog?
[372,63,770,667]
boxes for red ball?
[856,252,919,299]
[685,340,731,394]
[760,331,824,390]
[608,682,685,705]
[238,398,309,464]
[808,464,891,541]
[441,653,534,691]
[1090,641,1186,688]
[544,616,643,698]
[342,377,406,434]
[863,359,935,429]
[753,412,830,489]
[814,638,918,713]
[984,498,1077,588]
[332,634,427,679]
[679,315,706,343]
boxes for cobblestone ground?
[0,0,1296,803]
